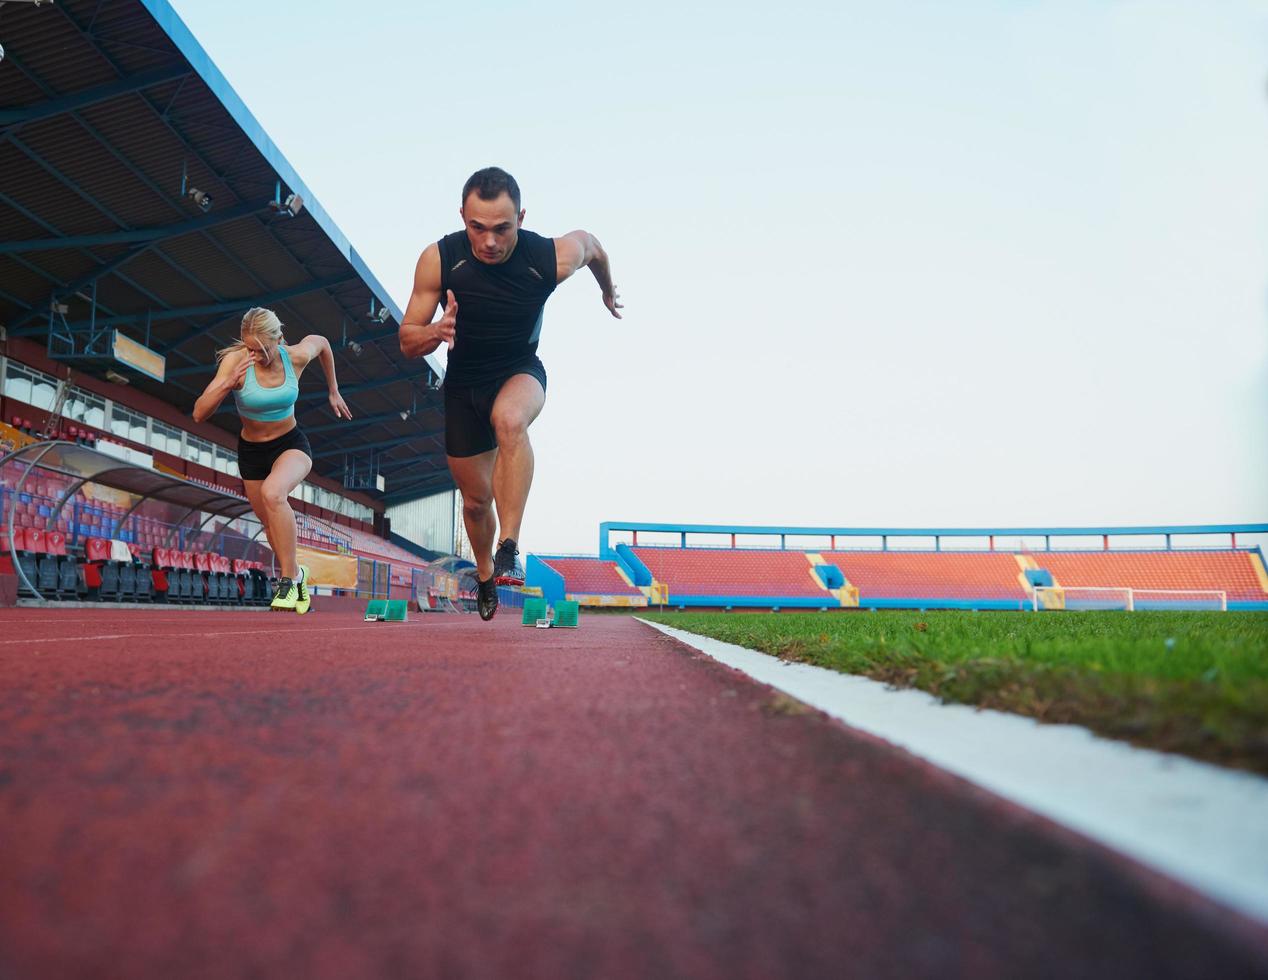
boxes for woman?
[193,307,352,613]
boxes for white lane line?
[640,618,1268,925]
[0,626,377,646]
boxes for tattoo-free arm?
[556,231,622,318]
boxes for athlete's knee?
[491,410,530,446]
[261,481,291,510]
[462,489,493,519]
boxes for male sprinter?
[399,167,621,620]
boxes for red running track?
[0,608,1264,979]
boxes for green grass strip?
[642,610,1268,775]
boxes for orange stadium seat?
[827,552,1028,604]
[632,547,836,603]
[1032,551,1267,605]
[538,557,643,598]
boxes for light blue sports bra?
[233,345,298,422]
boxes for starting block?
[365,599,408,622]
[522,596,548,626]
[520,597,580,629]
[553,600,579,628]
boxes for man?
[399,167,621,620]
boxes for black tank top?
[438,228,558,387]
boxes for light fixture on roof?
[187,187,212,212]
[374,306,391,324]
[269,181,303,217]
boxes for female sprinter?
[192,307,352,612]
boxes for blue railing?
[599,521,1268,558]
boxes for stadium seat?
[150,548,172,602]
[38,530,76,599]
[538,557,644,598]
[185,552,205,604]
[13,528,39,596]
[80,536,120,601]
[1032,551,1266,606]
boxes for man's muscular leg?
[490,373,546,547]
[448,449,498,580]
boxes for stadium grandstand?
[524,521,1268,612]
[0,0,466,610]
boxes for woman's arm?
[292,334,353,420]
[192,353,249,423]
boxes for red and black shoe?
[493,538,524,585]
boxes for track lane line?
[0,625,385,646]
[640,618,1268,925]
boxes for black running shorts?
[236,425,312,481]
[443,361,548,458]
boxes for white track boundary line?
[639,618,1268,924]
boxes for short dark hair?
[462,167,521,210]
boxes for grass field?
[641,610,1268,774]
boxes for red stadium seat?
[538,557,644,599]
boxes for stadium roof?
[0,0,451,504]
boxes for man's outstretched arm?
[399,244,456,357]
[556,231,622,319]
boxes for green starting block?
[522,596,548,626]
[553,600,580,628]
[365,599,408,622]
[519,596,580,628]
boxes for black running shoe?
[476,574,498,621]
[493,538,523,582]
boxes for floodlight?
[187,187,212,211]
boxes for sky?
[169,0,1268,555]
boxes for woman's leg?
[256,449,312,579]
[241,480,278,564]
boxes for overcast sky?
[169,0,1268,556]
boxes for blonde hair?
[216,307,286,365]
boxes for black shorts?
[444,361,547,458]
[237,425,312,481]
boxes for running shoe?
[270,575,297,611]
[294,565,311,615]
[476,573,498,621]
[493,538,523,584]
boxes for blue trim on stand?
[614,543,652,587]
[526,555,565,605]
